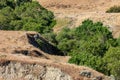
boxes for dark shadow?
[13,50,29,55]
[27,33,65,56]
[0,61,10,66]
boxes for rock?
[80,70,92,78]
[34,34,40,40]
[107,75,115,80]
[0,62,72,80]
[92,76,103,80]
[44,67,72,80]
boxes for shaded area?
[27,33,64,56]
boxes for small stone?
[80,70,92,78]
[93,76,103,80]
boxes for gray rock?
[0,62,72,80]
[107,75,116,80]
[92,76,103,80]
[34,34,40,40]
[80,70,92,78]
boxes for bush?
[103,47,120,79]
[0,0,55,34]
[55,19,118,75]
[56,19,115,55]
[42,32,57,45]
[106,5,120,13]
[69,51,106,73]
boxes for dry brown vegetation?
[38,0,120,12]
[1,0,120,79]
[0,31,110,80]
[38,0,120,38]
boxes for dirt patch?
[0,30,111,80]
[38,0,120,12]
[0,31,69,62]
[0,53,110,80]
[38,0,120,38]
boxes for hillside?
[0,31,111,80]
[0,0,120,80]
[0,31,70,62]
[38,0,120,38]
[38,0,120,12]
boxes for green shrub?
[69,51,107,73]
[56,19,115,55]
[0,0,55,34]
[116,37,120,46]
[55,19,118,76]
[106,5,120,13]
[42,32,57,45]
[103,47,120,79]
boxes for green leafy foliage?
[42,32,57,45]
[56,19,116,56]
[0,0,55,34]
[55,19,119,77]
[69,51,106,73]
[106,5,120,13]
[1,0,120,78]
[103,47,120,79]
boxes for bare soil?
[38,0,120,38]
[0,31,110,80]
[0,0,120,79]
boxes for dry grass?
[0,30,107,79]
[0,30,70,62]
[38,0,120,38]
[0,52,107,80]
[0,0,120,79]
[53,18,71,33]
[38,0,120,12]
